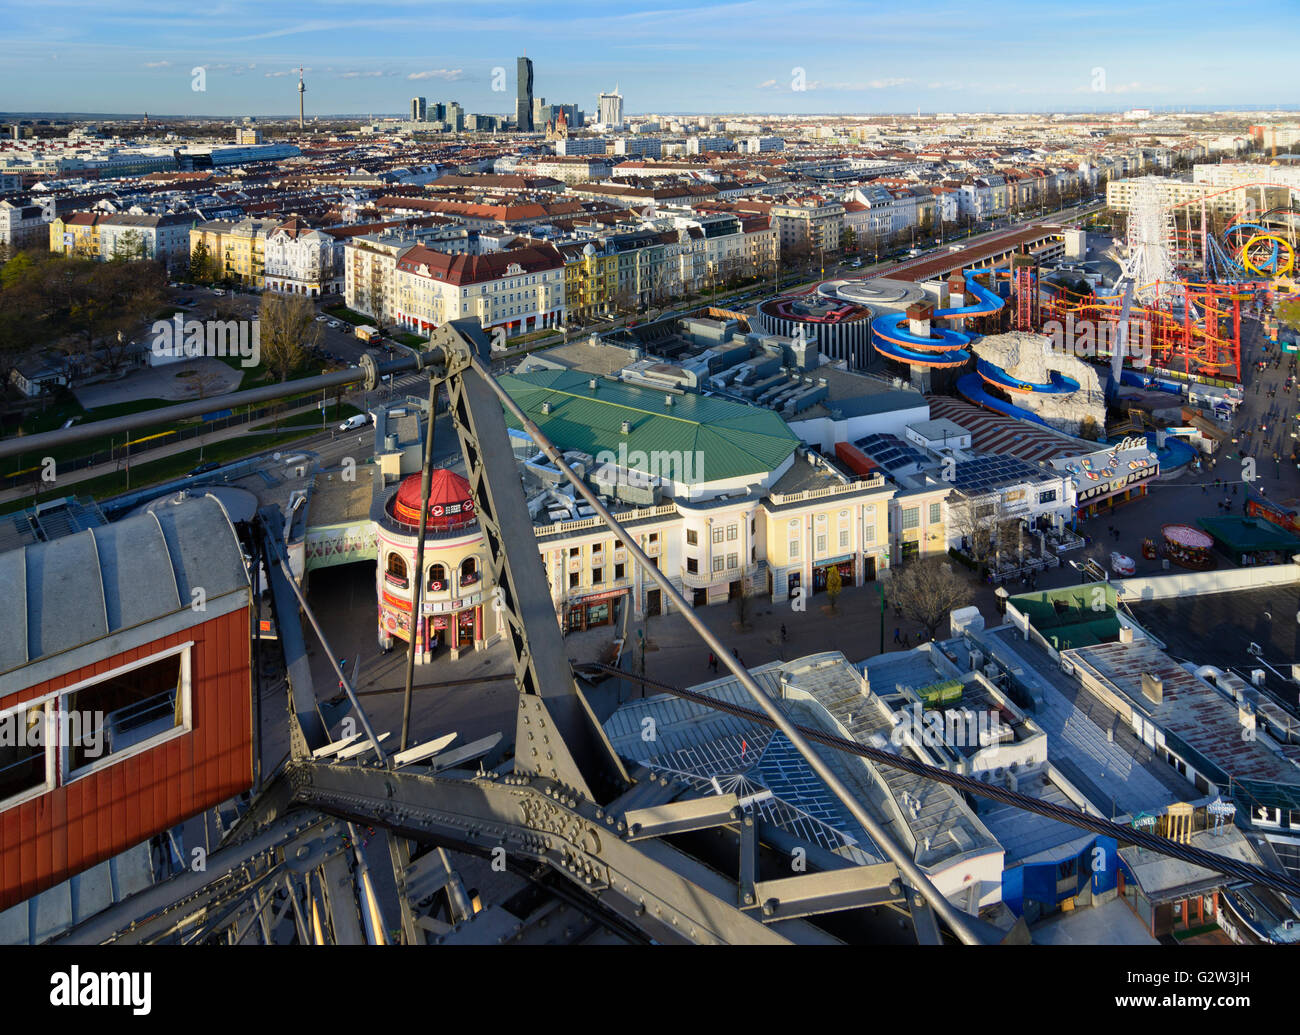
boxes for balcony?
[681,565,747,590]
[384,571,410,590]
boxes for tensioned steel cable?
[578,662,1300,900]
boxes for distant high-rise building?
[411,97,427,122]
[516,56,534,132]
[597,86,623,130]
[447,101,464,132]
[431,101,447,124]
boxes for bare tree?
[259,293,319,382]
[733,574,752,631]
[949,493,997,567]
[889,556,972,641]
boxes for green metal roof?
[1196,516,1300,554]
[500,369,801,483]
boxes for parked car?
[189,460,220,476]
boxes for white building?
[264,218,344,297]
[391,242,567,338]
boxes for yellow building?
[189,217,279,288]
[563,244,620,320]
[761,477,895,602]
[49,213,103,258]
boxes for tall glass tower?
[516,57,534,132]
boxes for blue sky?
[0,0,1294,116]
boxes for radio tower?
[297,67,306,129]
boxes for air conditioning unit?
[984,663,1000,681]
[1252,669,1266,686]
[968,649,984,673]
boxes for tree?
[733,574,752,631]
[259,292,319,382]
[111,229,147,262]
[1277,300,1300,334]
[949,494,990,566]
[825,564,842,614]
[189,240,217,284]
[889,556,972,641]
[841,226,858,255]
[1078,415,1103,441]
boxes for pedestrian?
[780,623,788,642]
[708,650,717,673]
[894,627,902,644]
[902,631,911,647]
[1202,483,1207,494]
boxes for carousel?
[1160,523,1215,570]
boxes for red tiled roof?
[395,242,564,286]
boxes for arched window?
[427,563,447,591]
[385,553,408,588]
[460,557,479,586]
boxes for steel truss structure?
[5,320,1294,946]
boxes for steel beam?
[624,794,742,840]
[434,320,629,802]
[751,862,900,922]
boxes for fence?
[1,397,330,491]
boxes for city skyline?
[2,0,1297,117]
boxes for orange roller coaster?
[1038,279,1243,382]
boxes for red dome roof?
[390,469,476,529]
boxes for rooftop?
[1065,640,1300,786]
[0,495,248,684]
[499,368,801,484]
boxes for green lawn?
[325,305,373,326]
[253,401,361,430]
[392,331,425,348]
[0,426,321,517]
[7,395,196,477]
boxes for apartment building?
[1106,176,1289,219]
[94,212,194,269]
[188,216,281,289]
[48,211,105,258]
[391,241,567,338]
[263,217,343,297]
[344,234,414,326]
[771,198,844,256]
[0,200,50,249]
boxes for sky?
[0,0,1296,118]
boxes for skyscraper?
[516,56,534,132]
[597,85,623,130]
[410,96,426,122]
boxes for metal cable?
[578,662,1300,900]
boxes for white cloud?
[143,60,172,68]
[806,77,910,91]
[407,68,464,81]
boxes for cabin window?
[65,650,189,774]
[0,702,52,808]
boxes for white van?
[339,414,370,432]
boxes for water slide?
[954,372,1055,427]
[869,268,1005,368]
[976,358,1080,395]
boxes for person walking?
[893,627,902,645]
[708,651,718,673]
[780,623,788,643]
